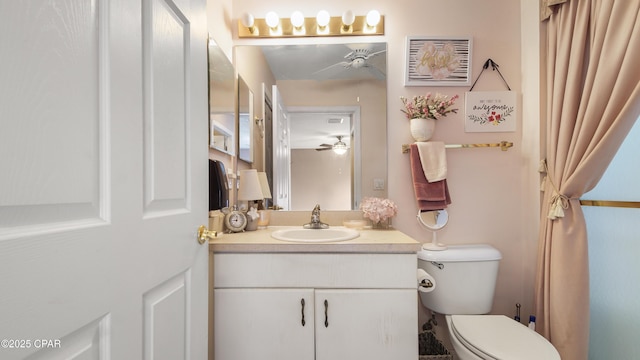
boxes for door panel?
[0,0,208,359]
[315,289,418,360]
[271,85,291,210]
[0,0,104,233]
[214,288,315,360]
[143,0,189,215]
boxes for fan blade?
[364,64,386,80]
[315,147,333,151]
[318,143,332,147]
[363,49,386,59]
[313,61,352,75]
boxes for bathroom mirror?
[208,38,235,155]
[417,209,449,230]
[235,43,387,211]
[418,209,449,250]
[238,76,253,163]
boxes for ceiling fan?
[313,47,386,80]
[316,136,349,154]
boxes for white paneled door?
[271,85,291,210]
[0,0,208,359]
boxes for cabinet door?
[214,288,315,360]
[315,289,418,360]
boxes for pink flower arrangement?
[400,93,459,120]
[360,197,398,224]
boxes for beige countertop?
[209,226,421,253]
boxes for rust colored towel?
[410,144,451,211]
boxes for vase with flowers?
[401,93,459,142]
[360,197,398,229]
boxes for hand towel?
[416,141,447,182]
[410,144,452,211]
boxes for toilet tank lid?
[418,244,502,262]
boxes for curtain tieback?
[548,192,574,220]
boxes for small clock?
[223,208,247,233]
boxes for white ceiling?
[289,111,352,150]
[260,43,387,81]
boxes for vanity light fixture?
[240,13,256,34]
[237,10,384,38]
[316,10,330,34]
[366,10,381,27]
[265,11,281,35]
[341,10,355,33]
[291,11,305,31]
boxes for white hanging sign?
[464,91,517,132]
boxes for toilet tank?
[417,244,502,315]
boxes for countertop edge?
[208,227,421,254]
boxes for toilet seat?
[449,315,560,360]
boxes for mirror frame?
[210,121,234,155]
[417,209,449,231]
[238,76,253,163]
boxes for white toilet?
[417,244,560,360]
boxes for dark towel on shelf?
[410,143,452,211]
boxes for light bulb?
[265,11,280,29]
[291,11,304,28]
[366,10,381,27]
[240,12,255,28]
[316,10,330,28]
[342,10,355,26]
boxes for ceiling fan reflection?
[313,48,386,80]
[316,135,349,155]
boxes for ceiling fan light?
[316,10,330,28]
[291,11,305,29]
[366,10,381,27]
[333,144,347,155]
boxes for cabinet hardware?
[324,299,329,327]
[301,298,306,326]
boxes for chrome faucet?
[303,204,329,229]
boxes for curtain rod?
[401,141,513,153]
[580,200,640,209]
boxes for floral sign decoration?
[405,36,472,86]
[464,91,517,132]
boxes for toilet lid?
[450,315,560,360]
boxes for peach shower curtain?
[536,1,640,359]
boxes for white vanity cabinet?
[213,253,418,360]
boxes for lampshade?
[257,172,272,199]
[238,169,264,201]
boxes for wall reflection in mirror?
[208,40,235,155]
[235,42,388,211]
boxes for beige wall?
[291,149,351,210]
[210,0,541,326]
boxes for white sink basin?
[271,227,360,243]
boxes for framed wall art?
[405,36,473,87]
[464,91,517,132]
